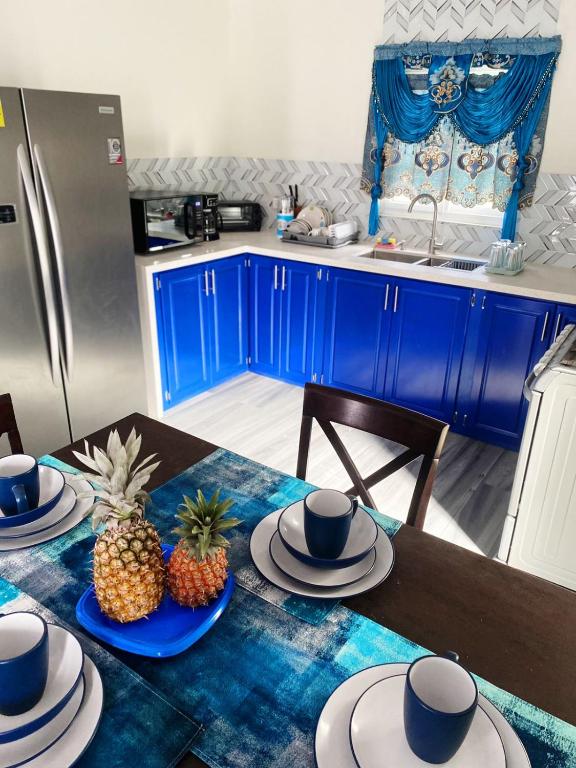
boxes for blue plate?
[76,544,234,658]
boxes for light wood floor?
[163,373,518,558]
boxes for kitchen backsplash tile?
[127,156,576,268]
[381,0,560,43]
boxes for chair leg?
[296,414,313,480]
[406,457,437,529]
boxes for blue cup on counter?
[303,489,358,559]
[0,454,40,516]
[404,651,478,763]
[0,612,49,715]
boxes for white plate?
[23,655,103,768]
[0,485,76,539]
[315,663,530,768]
[250,510,394,599]
[350,674,506,767]
[0,474,93,552]
[0,466,64,526]
[269,531,376,588]
[0,676,85,768]
[0,624,83,744]
[278,500,378,567]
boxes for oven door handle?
[183,202,196,241]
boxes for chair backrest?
[0,394,24,455]
[296,384,449,529]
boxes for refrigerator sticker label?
[0,100,5,128]
[99,105,115,114]
[107,137,123,165]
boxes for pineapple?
[73,428,165,623]
[167,489,240,607]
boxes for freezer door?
[0,87,70,456]
[21,89,146,440]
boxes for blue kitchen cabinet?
[249,255,282,377]
[155,264,211,408]
[456,291,555,449]
[208,256,249,385]
[249,256,320,385]
[154,257,248,408]
[384,278,471,422]
[322,268,393,397]
[552,303,576,341]
[279,261,321,384]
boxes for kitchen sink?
[360,250,486,271]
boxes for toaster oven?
[217,200,262,232]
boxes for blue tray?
[76,544,235,658]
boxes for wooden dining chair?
[296,384,449,530]
[0,394,24,454]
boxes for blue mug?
[0,454,40,517]
[404,652,478,763]
[303,489,358,559]
[0,612,49,715]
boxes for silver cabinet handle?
[17,144,61,386]
[282,265,286,291]
[393,285,399,313]
[274,265,278,290]
[34,145,74,383]
[384,284,390,311]
[553,313,562,342]
[204,269,209,295]
[481,295,487,310]
[541,311,550,343]
[211,268,216,295]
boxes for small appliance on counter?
[217,200,262,232]
[130,191,219,253]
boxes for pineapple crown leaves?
[173,488,241,562]
[72,427,161,531]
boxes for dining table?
[47,412,576,767]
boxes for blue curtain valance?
[365,36,562,238]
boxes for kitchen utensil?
[0,484,76,539]
[0,613,48,716]
[404,652,479,762]
[304,489,358,559]
[250,510,394,599]
[278,500,378,568]
[0,466,64,528]
[0,623,83,743]
[0,455,39,516]
[350,674,505,768]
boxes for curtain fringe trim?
[374,35,562,60]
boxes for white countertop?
[135,232,576,305]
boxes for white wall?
[0,0,573,172]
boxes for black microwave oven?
[130,191,219,254]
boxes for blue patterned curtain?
[362,37,561,238]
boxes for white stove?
[499,323,576,589]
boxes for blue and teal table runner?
[0,449,574,767]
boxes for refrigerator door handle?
[16,144,61,387]
[34,144,74,383]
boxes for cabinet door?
[552,303,576,342]
[156,266,210,408]
[279,261,319,385]
[322,268,392,397]
[384,279,470,422]
[209,257,248,385]
[249,256,281,377]
[460,292,555,449]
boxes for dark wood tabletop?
[54,413,576,767]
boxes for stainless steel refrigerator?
[0,88,146,456]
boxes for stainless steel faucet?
[408,193,440,256]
